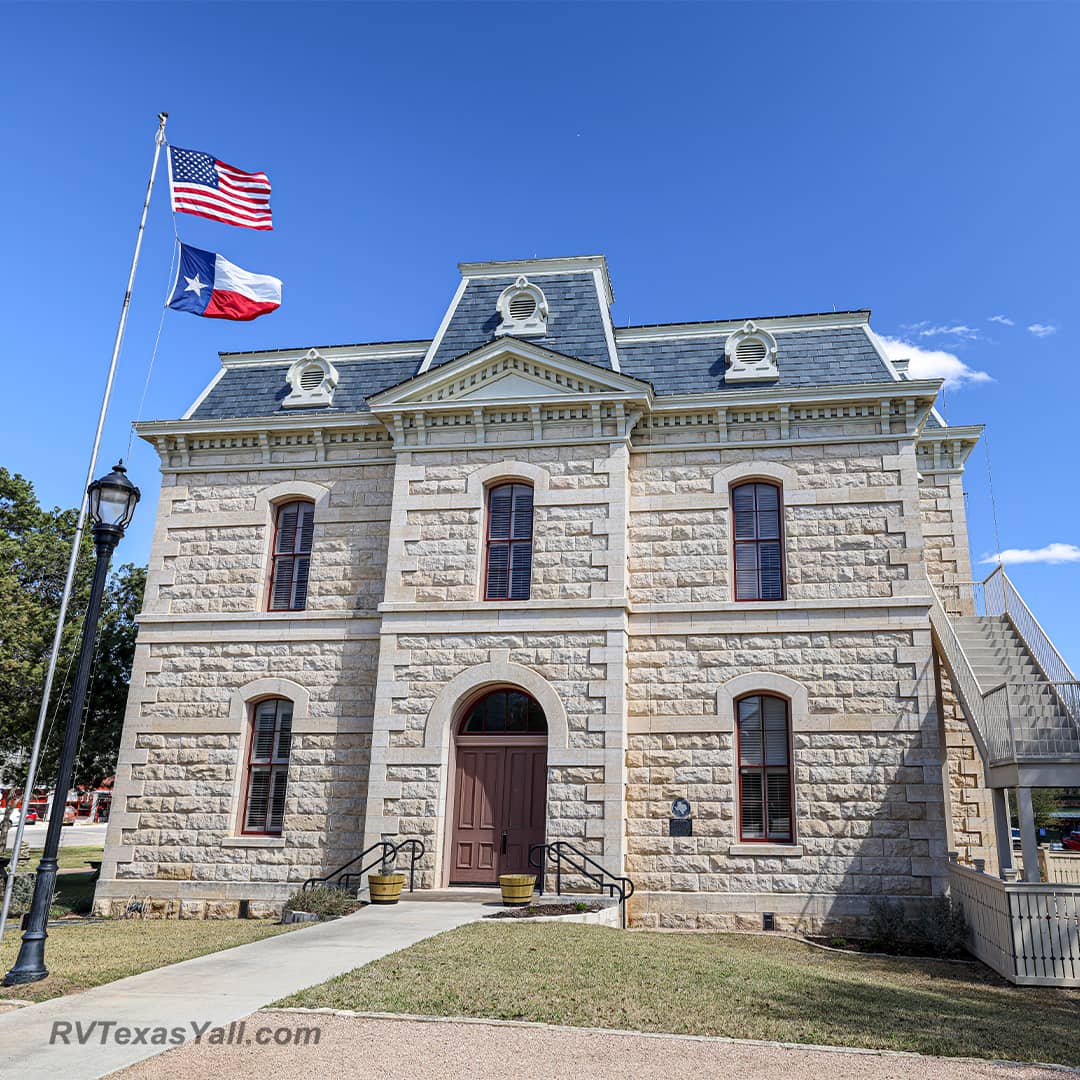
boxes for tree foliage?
[0,467,144,803]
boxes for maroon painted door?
[451,743,546,884]
[503,746,547,874]
[452,747,503,883]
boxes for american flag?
[168,146,272,230]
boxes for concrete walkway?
[0,899,486,1080]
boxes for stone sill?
[727,844,804,858]
[220,836,287,849]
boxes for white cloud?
[917,324,980,340]
[878,336,992,388]
[988,315,1015,326]
[980,543,1080,566]
[1028,323,1058,338]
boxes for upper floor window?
[242,697,293,835]
[736,694,792,843]
[732,482,784,601]
[485,483,533,601]
[269,501,314,611]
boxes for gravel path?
[115,1011,1071,1080]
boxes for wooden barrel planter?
[499,874,536,906]
[368,873,406,905]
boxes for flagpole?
[0,112,169,943]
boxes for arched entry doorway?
[449,687,547,885]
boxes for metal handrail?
[302,838,425,894]
[529,841,635,929]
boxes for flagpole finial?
[156,113,168,145]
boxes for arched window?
[484,483,533,601]
[242,697,293,834]
[736,694,792,842]
[460,688,547,734]
[732,481,784,601]
[269,500,314,611]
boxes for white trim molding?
[712,459,800,494]
[715,671,810,726]
[422,660,570,753]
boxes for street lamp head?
[87,461,140,534]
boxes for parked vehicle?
[1061,831,1080,852]
[5,808,37,825]
[62,808,76,826]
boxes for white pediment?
[452,370,577,401]
[366,337,652,412]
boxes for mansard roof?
[180,255,903,423]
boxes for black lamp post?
[4,462,139,985]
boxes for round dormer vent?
[509,294,537,321]
[735,339,768,365]
[300,365,324,391]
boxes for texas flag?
[168,242,282,321]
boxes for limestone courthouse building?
[95,253,1059,932]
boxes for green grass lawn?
[0,919,297,1002]
[24,844,105,872]
[278,923,1080,1066]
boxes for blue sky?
[2,2,1078,661]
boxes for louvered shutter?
[759,542,783,600]
[489,487,513,539]
[270,556,295,610]
[245,770,271,831]
[755,484,780,539]
[275,708,293,761]
[763,696,789,765]
[268,769,288,832]
[735,543,760,601]
[738,697,763,765]
[740,773,765,838]
[252,701,278,761]
[733,485,757,540]
[276,505,299,554]
[486,544,510,600]
[511,485,533,538]
[297,504,315,553]
[509,542,532,600]
[292,558,310,611]
[766,772,792,839]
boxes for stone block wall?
[628,442,922,607]
[94,456,390,915]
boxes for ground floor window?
[242,697,293,835]
[736,693,793,842]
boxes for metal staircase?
[930,567,1080,787]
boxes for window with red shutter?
[269,501,314,611]
[242,698,293,835]
[732,482,784,601]
[484,483,533,601]
[736,694,793,842]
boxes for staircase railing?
[302,838,425,894]
[932,571,1080,762]
[529,841,635,928]
[928,582,1008,763]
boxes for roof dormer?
[724,322,779,383]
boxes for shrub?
[913,896,968,959]
[867,898,909,954]
[284,884,360,918]
[6,873,36,914]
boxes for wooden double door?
[450,739,547,884]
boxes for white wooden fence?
[1039,848,1080,885]
[949,859,1080,986]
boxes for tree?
[0,468,144,845]
[1008,788,1065,833]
